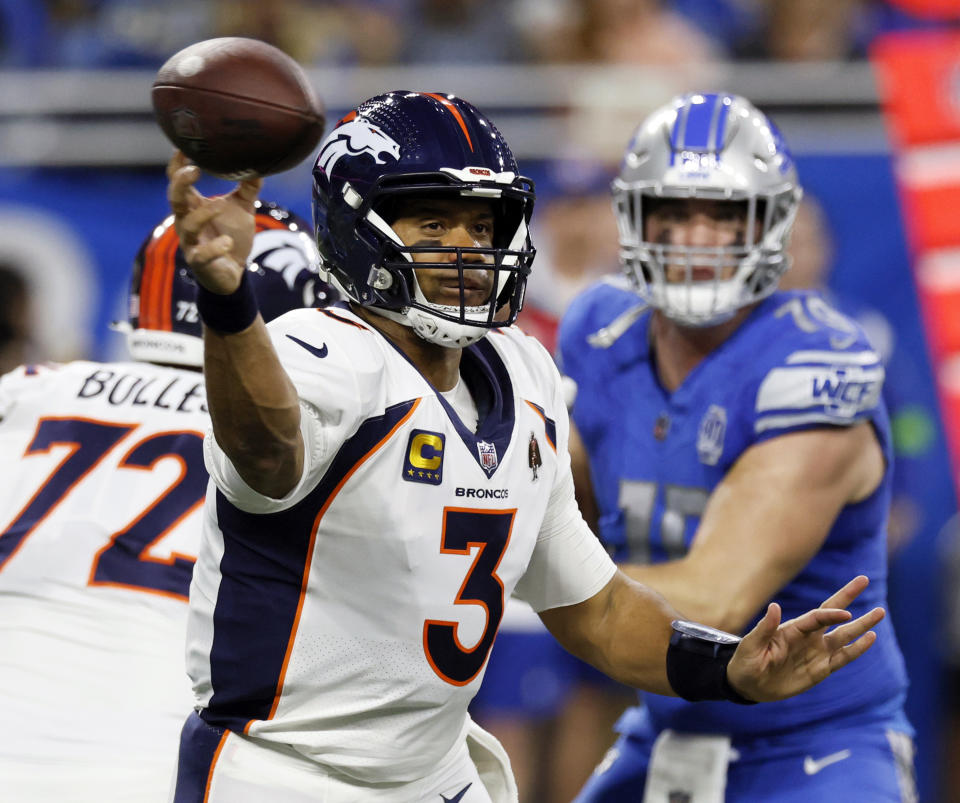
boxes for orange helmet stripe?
[157,228,179,332]
[422,93,474,152]
[254,213,291,232]
[141,224,179,331]
[139,210,300,332]
[138,230,161,330]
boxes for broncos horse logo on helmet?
[312,91,537,348]
[117,201,337,368]
[316,115,402,175]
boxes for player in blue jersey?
[559,92,918,802]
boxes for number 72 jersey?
[0,360,208,766]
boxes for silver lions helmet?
[613,92,803,327]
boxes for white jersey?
[0,360,207,800]
[190,307,616,784]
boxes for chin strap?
[362,269,496,348]
[367,304,489,348]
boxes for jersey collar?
[384,335,515,478]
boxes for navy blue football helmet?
[312,91,536,347]
[119,201,337,367]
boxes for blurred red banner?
[873,30,960,492]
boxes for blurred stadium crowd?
[1,0,956,69]
[2,2,960,803]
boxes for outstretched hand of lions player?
[725,575,884,702]
[167,150,263,295]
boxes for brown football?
[151,37,325,179]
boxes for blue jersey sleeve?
[557,278,646,394]
[745,292,889,452]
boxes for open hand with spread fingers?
[725,575,884,703]
[166,150,263,295]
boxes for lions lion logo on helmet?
[316,117,401,175]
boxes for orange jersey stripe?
[320,308,370,330]
[423,93,474,152]
[524,400,557,452]
[203,731,230,802]
[263,398,423,722]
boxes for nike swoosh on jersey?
[286,334,328,359]
[441,782,472,802]
[803,749,852,775]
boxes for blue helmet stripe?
[669,96,689,165]
[712,94,731,152]
[681,93,719,152]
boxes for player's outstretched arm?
[167,151,303,498]
[725,575,884,702]
[540,570,679,696]
[542,571,882,701]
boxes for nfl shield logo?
[477,440,498,472]
[696,404,726,466]
[171,107,203,140]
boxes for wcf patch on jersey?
[403,429,445,485]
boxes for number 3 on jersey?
[0,417,205,599]
[424,507,516,686]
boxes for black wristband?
[195,269,260,334]
[719,660,758,705]
[666,620,758,705]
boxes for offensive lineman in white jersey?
[167,91,888,803]
[0,202,325,802]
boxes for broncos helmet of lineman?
[613,92,803,327]
[119,200,336,367]
[312,91,536,348]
